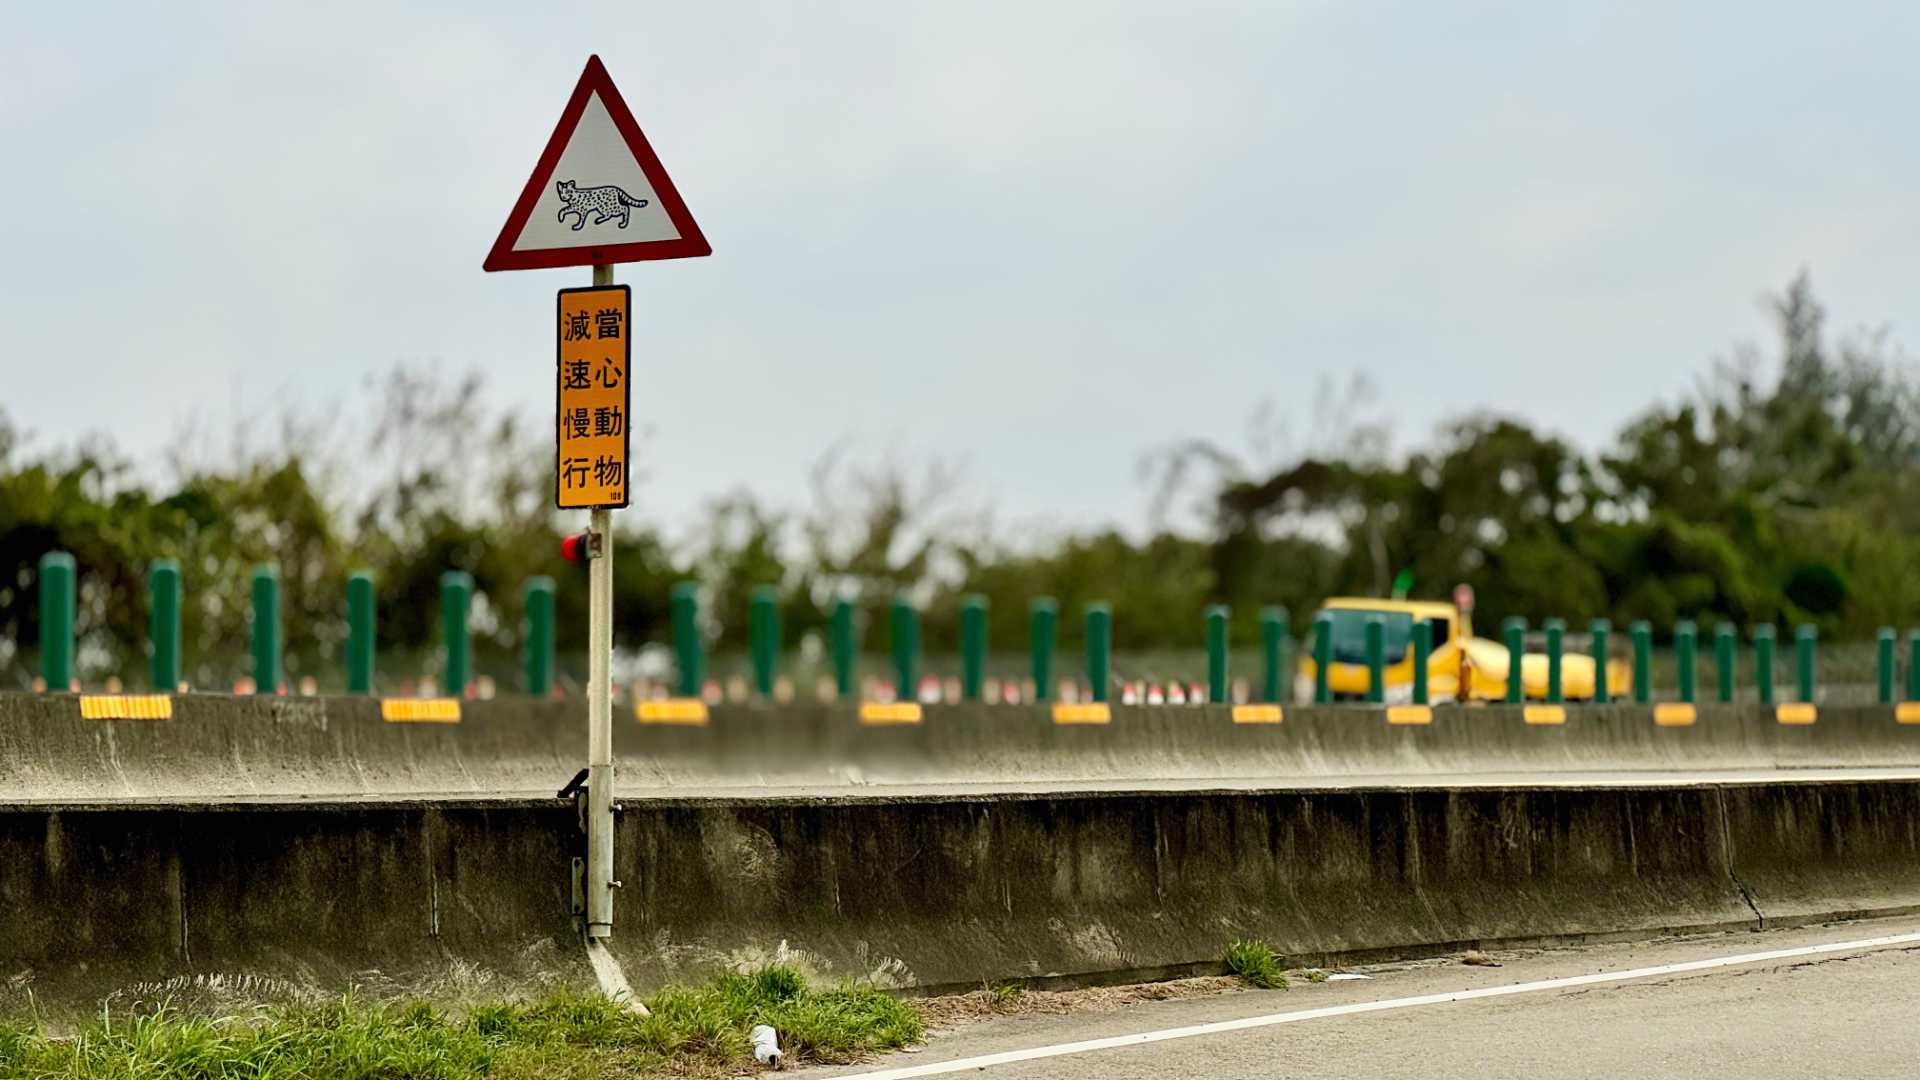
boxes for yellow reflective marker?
[637,698,709,725]
[1897,703,1920,725]
[555,285,632,510]
[78,694,172,720]
[1386,705,1432,725]
[1231,704,1283,724]
[1654,703,1697,727]
[1523,705,1567,726]
[1775,703,1817,725]
[859,702,923,726]
[381,698,461,723]
[1052,703,1111,725]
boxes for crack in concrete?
[1715,788,1766,930]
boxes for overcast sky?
[6,1,1916,540]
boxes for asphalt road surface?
[801,916,1920,1080]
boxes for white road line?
[842,931,1920,1079]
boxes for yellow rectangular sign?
[859,702,924,726]
[637,699,710,725]
[1052,702,1111,725]
[555,285,632,509]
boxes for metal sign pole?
[586,262,616,939]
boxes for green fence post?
[1795,624,1817,703]
[1503,617,1527,704]
[1876,627,1895,705]
[1590,619,1611,704]
[1364,614,1385,704]
[1312,612,1333,704]
[750,586,780,698]
[1030,598,1058,701]
[1411,618,1432,706]
[1205,605,1229,704]
[440,571,473,697]
[1674,621,1696,704]
[38,551,75,691]
[149,559,181,692]
[961,595,988,702]
[1085,602,1112,703]
[1544,618,1565,704]
[831,598,857,700]
[1713,623,1736,704]
[891,596,921,699]
[1909,630,1920,704]
[1630,621,1652,705]
[671,582,703,698]
[348,571,378,695]
[1753,625,1776,706]
[1260,606,1288,704]
[520,576,551,698]
[250,565,280,695]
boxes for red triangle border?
[483,55,711,272]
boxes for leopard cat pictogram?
[554,180,650,230]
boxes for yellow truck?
[1297,597,1631,703]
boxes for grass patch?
[0,966,920,1079]
[1223,940,1288,990]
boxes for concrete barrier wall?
[6,694,1920,803]
[7,779,1920,1011]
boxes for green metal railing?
[19,547,1914,708]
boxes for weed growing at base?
[0,966,920,1079]
[1224,940,1289,990]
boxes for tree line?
[2,273,1913,689]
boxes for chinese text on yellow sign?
[555,285,631,509]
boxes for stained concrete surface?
[7,780,1920,1012]
[10,695,1920,803]
[801,916,1920,1079]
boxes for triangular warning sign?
[484,56,710,272]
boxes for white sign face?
[484,55,710,272]
[512,93,683,251]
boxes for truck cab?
[1300,597,1626,702]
